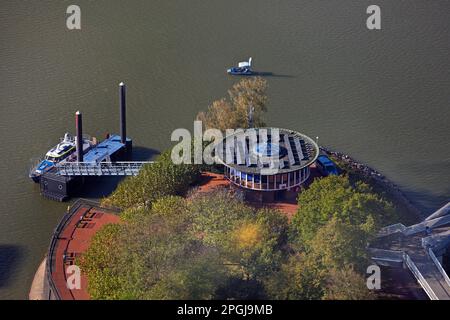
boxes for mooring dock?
[38,82,155,201]
[370,202,450,300]
[53,133,152,176]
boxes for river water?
[0,1,449,299]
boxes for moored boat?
[29,133,90,182]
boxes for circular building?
[216,127,319,202]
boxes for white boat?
[227,57,254,75]
[29,133,91,182]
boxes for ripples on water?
[0,0,449,299]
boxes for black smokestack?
[75,111,83,162]
[119,82,127,144]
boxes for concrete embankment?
[29,257,46,300]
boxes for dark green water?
[0,1,449,299]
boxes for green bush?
[102,150,201,210]
[264,175,396,300]
[290,175,395,246]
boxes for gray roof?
[216,127,319,174]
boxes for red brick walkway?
[196,172,230,193]
[51,204,121,300]
[249,201,299,219]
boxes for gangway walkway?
[55,162,154,176]
[369,202,450,300]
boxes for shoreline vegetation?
[71,77,422,300]
[322,147,422,225]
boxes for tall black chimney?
[75,111,83,162]
[119,82,127,144]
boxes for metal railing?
[55,161,153,176]
[370,247,442,300]
[369,248,404,263]
[46,201,82,300]
[428,248,450,289]
[45,199,121,300]
[377,223,406,237]
[404,253,439,300]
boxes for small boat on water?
[29,133,90,182]
[227,57,254,75]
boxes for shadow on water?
[396,159,450,216]
[253,71,294,78]
[401,187,450,219]
[132,146,160,161]
[0,245,24,288]
[75,146,160,200]
[77,176,125,199]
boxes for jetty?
[37,82,152,201]
[370,202,450,300]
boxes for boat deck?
[81,135,126,163]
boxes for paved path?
[370,202,450,300]
[410,252,450,299]
[47,201,121,300]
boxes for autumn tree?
[83,190,291,300]
[188,190,255,247]
[81,201,227,299]
[188,190,288,280]
[196,77,268,131]
[224,208,289,280]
